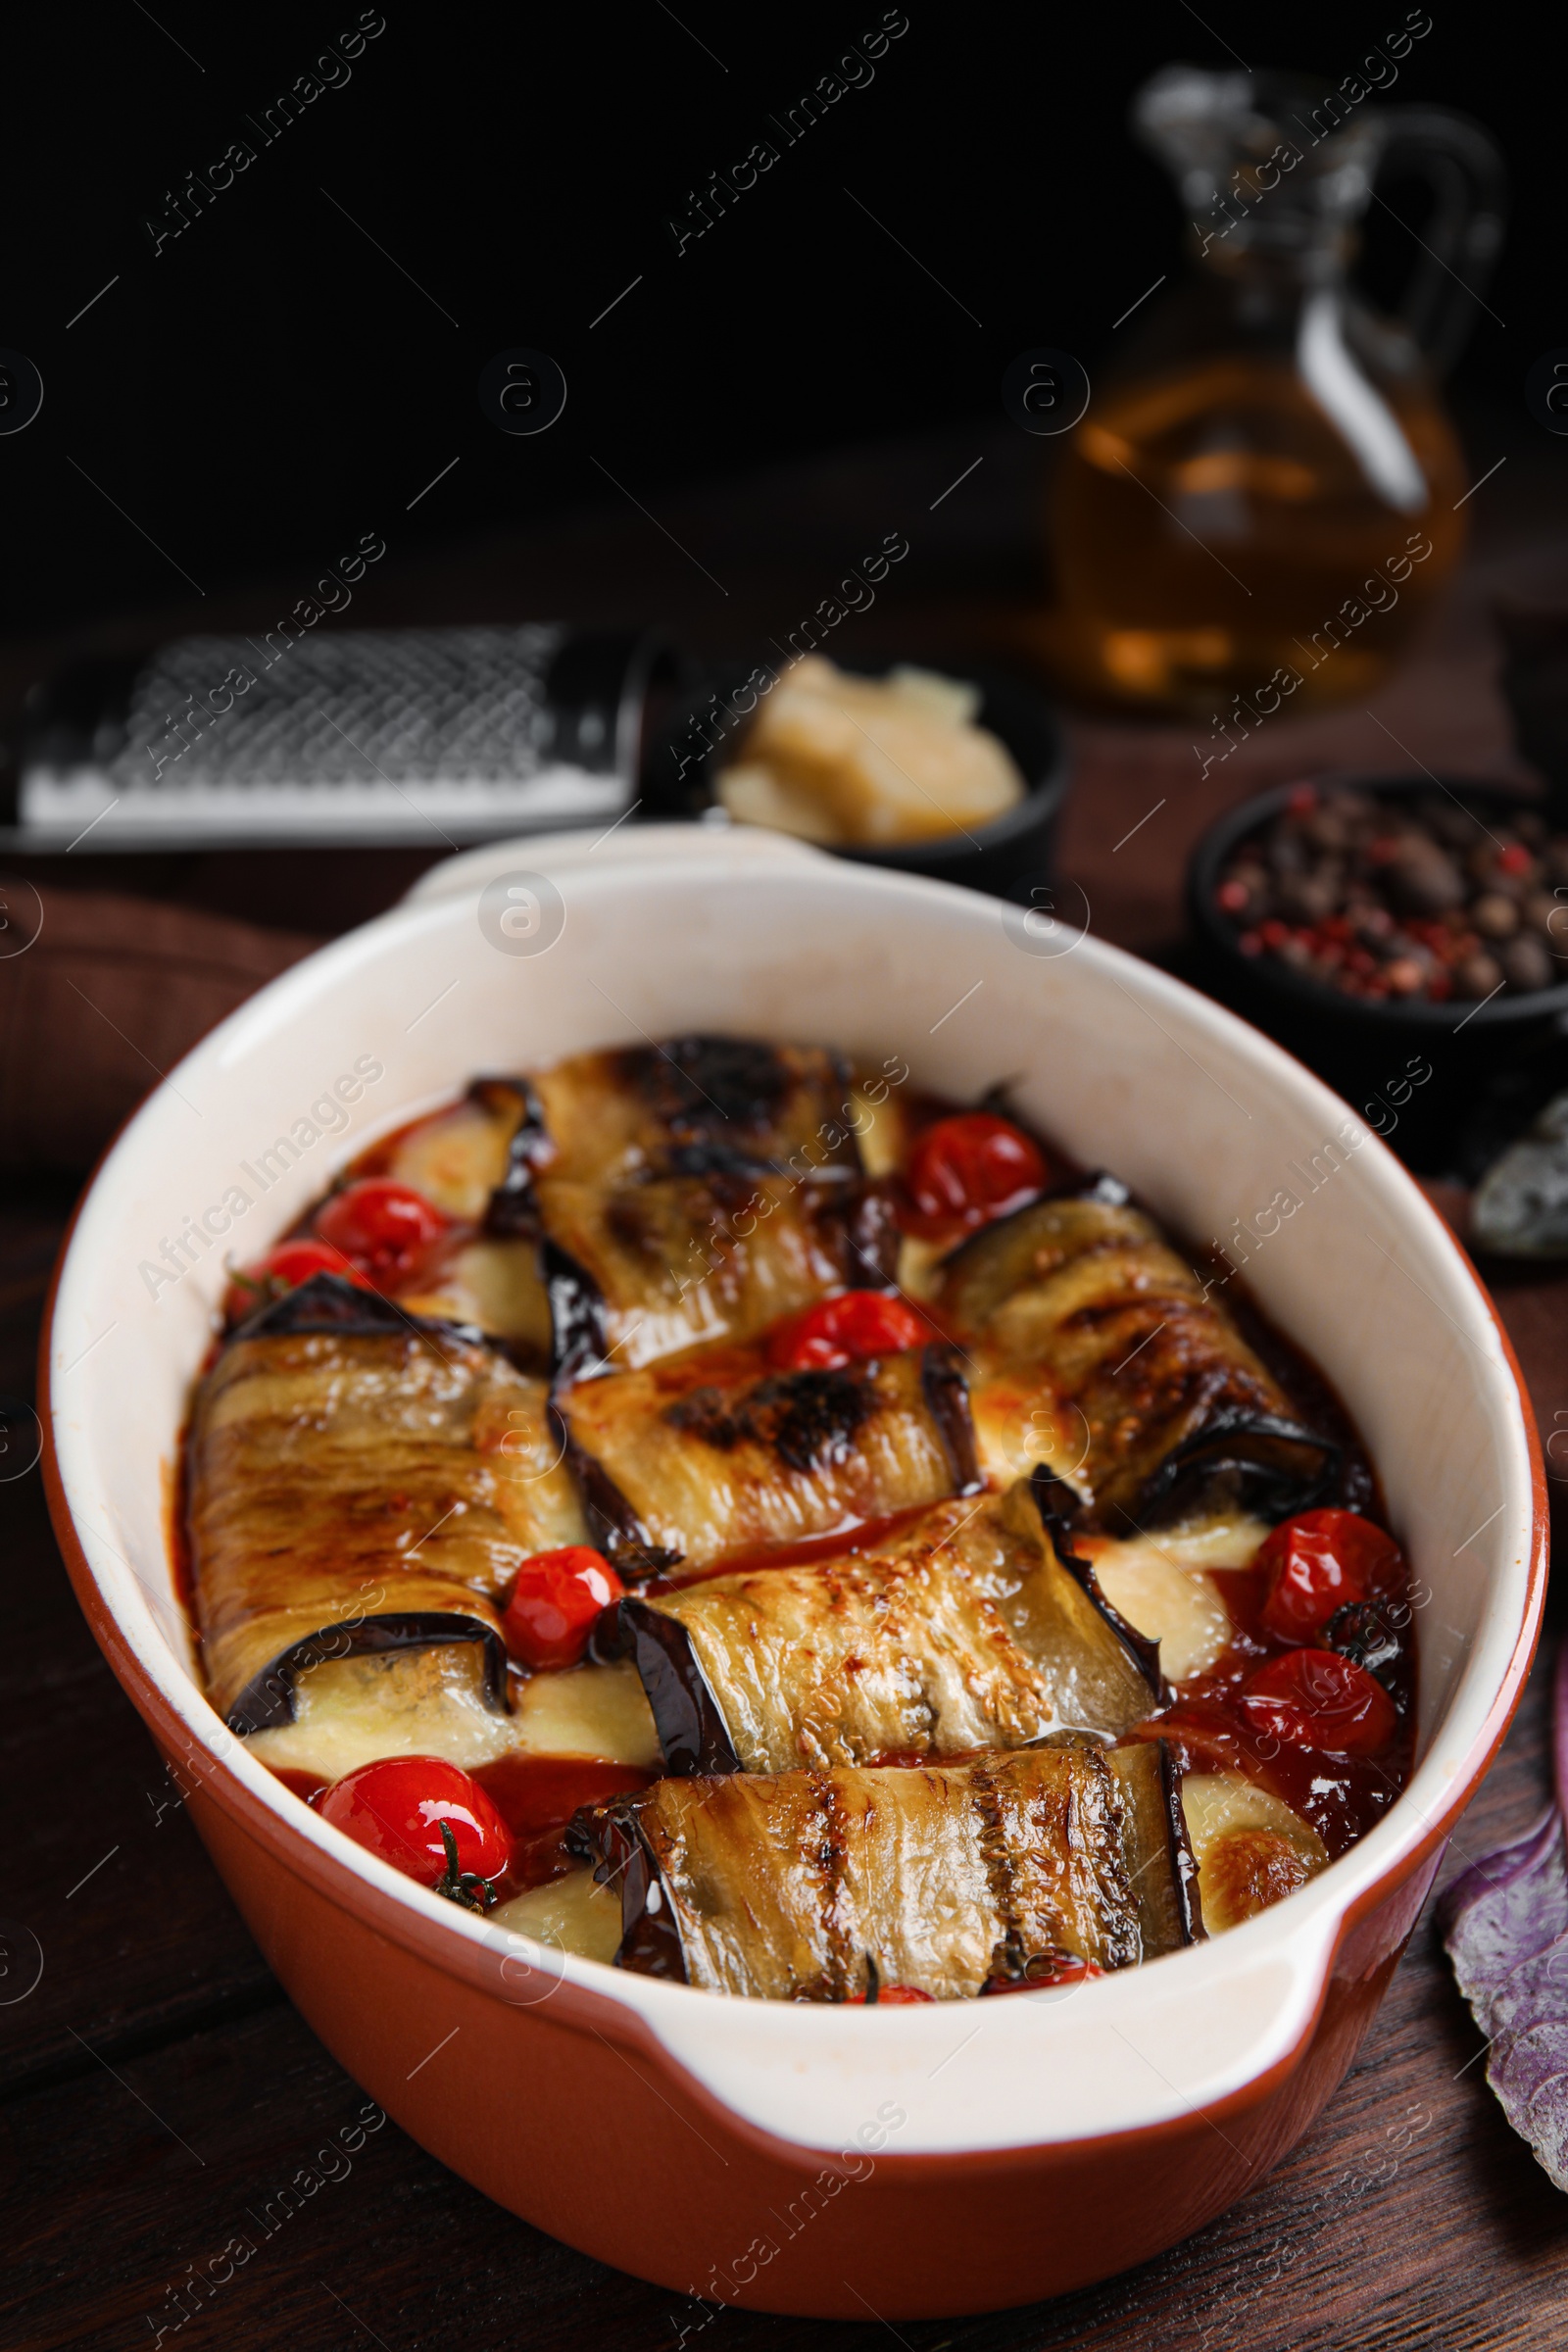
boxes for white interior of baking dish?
[48,828,1539,2158]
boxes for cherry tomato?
[906,1113,1046,1232]
[1238,1649,1397,1755]
[314,1179,452,1284]
[766,1290,931,1372]
[1257,1509,1403,1643]
[318,1755,513,1888]
[222,1238,371,1322]
[502,1546,625,1670]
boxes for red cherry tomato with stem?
[905,1113,1046,1234]
[314,1179,452,1285]
[1256,1509,1403,1643]
[503,1546,625,1670]
[1238,1649,1396,1755]
[766,1290,931,1372]
[318,1756,513,1897]
[223,1238,372,1322]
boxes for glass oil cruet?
[1043,66,1505,717]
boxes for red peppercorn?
[1499,844,1533,875]
[1286,783,1317,813]
[1217,878,1250,914]
[1238,931,1262,956]
[1259,919,1288,949]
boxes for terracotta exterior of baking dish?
[44,829,1546,2319]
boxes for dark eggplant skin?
[1135,1405,1337,1525]
[568,1741,1196,2000]
[921,1343,982,1494]
[561,1427,685,1580]
[225,1611,511,1736]
[617,1600,741,1774]
[1029,1467,1168,1707]
[541,1238,612,1387]
[1160,1739,1206,1945]
[564,1803,688,1982]
[230,1270,460,1344]
[938,1190,1337,1531]
[475,1076,554,1238]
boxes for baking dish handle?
[611,1915,1344,2159]
[401,820,826,909]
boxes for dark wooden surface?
[7,421,1568,2349]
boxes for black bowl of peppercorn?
[1187,775,1568,1172]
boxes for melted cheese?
[247,1653,657,1781]
[490,1867,622,1964]
[384,1099,515,1218]
[1180,1771,1329,1934]
[1078,1514,1269,1681]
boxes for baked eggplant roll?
[377,1078,556,1358]
[619,1482,1162,1774]
[189,1279,585,1731]
[936,1186,1335,1528]
[567,1740,1200,1998]
[558,1334,979,1575]
[518,1039,898,1376]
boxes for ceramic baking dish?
[43,825,1545,2319]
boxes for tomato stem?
[432,1818,500,1913]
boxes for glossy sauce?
[473,1754,654,1894]
[1133,1559,1414,1859]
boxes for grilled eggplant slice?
[567,1740,1199,1999]
[190,1299,585,1729]
[558,1336,980,1575]
[520,1041,897,1375]
[624,1483,1163,1774]
[938,1193,1335,1527]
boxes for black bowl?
[1187,774,1568,1174]
[642,654,1071,903]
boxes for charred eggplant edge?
[555,1412,685,1580]
[564,1794,689,1983]
[224,1610,512,1736]
[1028,1466,1168,1706]
[1159,1738,1205,1944]
[616,1598,742,1775]
[920,1341,984,1496]
[473,1075,553,1237]
[1135,1407,1340,1524]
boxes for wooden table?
[6,422,1568,2350]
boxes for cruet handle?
[1371,107,1507,373]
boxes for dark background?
[1,0,1556,646]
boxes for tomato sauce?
[473,1754,654,1893]
[1132,1556,1415,1859]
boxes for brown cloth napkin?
[0,888,322,1172]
